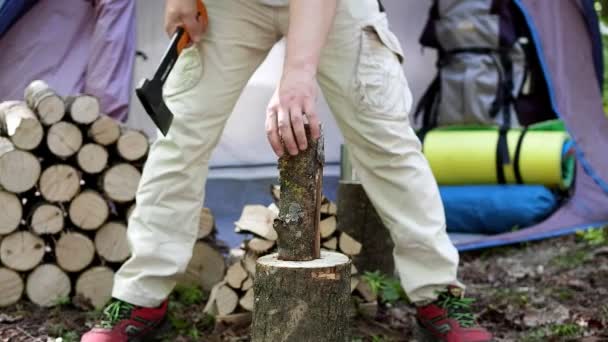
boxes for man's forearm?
[285,0,338,75]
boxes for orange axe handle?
[176,1,209,54]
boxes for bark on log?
[0,267,24,307]
[216,313,252,327]
[47,121,83,159]
[0,191,22,235]
[274,128,324,261]
[68,190,109,231]
[0,231,45,271]
[55,232,95,272]
[336,181,395,275]
[24,80,66,125]
[89,115,120,146]
[252,251,351,342]
[117,130,149,162]
[65,95,100,125]
[225,261,248,289]
[95,222,130,263]
[0,101,44,151]
[77,143,109,174]
[0,139,41,193]
[101,164,141,203]
[198,207,214,239]
[30,203,64,235]
[176,241,226,291]
[75,266,114,310]
[39,164,80,202]
[26,264,71,307]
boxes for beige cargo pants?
[113,0,463,307]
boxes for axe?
[135,1,208,136]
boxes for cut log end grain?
[24,80,66,125]
[55,232,95,272]
[75,266,114,310]
[102,164,141,203]
[225,261,248,289]
[322,236,338,251]
[198,207,215,239]
[0,101,44,150]
[95,222,130,263]
[320,216,337,239]
[39,164,80,202]
[247,238,275,254]
[30,203,64,235]
[66,95,100,124]
[0,231,45,271]
[0,268,24,307]
[117,130,149,162]
[242,277,253,291]
[77,143,109,174]
[239,288,254,312]
[177,242,226,291]
[47,121,83,158]
[0,191,22,235]
[89,116,120,146]
[0,150,41,193]
[204,282,238,316]
[339,232,363,256]
[26,264,71,307]
[69,190,109,231]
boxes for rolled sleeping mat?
[422,128,576,189]
[440,185,559,235]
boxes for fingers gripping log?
[252,126,351,342]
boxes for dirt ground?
[1,232,607,342]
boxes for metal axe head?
[136,78,174,136]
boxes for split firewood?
[39,164,80,202]
[0,191,22,235]
[198,207,215,239]
[26,264,71,307]
[270,184,280,204]
[242,252,258,277]
[55,232,95,272]
[0,267,24,307]
[322,237,337,251]
[204,282,239,316]
[101,163,141,203]
[95,222,130,263]
[69,190,109,231]
[89,115,120,146]
[234,205,278,241]
[117,130,149,162]
[77,143,109,174]
[0,101,44,150]
[351,264,358,276]
[339,232,362,256]
[358,301,378,318]
[227,248,245,266]
[0,231,45,271]
[355,278,378,302]
[75,266,114,310]
[47,121,83,158]
[216,313,252,327]
[320,199,337,216]
[225,261,248,289]
[29,203,64,235]
[242,277,253,291]
[65,95,100,125]
[320,216,337,239]
[177,241,226,291]
[247,238,275,255]
[351,276,360,293]
[239,288,254,312]
[0,138,41,193]
[24,80,66,125]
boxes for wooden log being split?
[0,231,45,271]
[274,126,324,261]
[0,138,41,193]
[225,261,248,289]
[95,222,130,263]
[24,80,66,125]
[198,207,215,239]
[117,130,149,162]
[69,190,109,231]
[75,266,114,310]
[26,264,71,307]
[0,267,24,307]
[204,282,239,316]
[65,95,100,125]
[77,143,109,174]
[39,164,80,202]
[55,232,95,272]
[30,203,64,235]
[176,241,226,291]
[89,115,120,146]
[47,121,83,159]
[101,163,141,203]
[252,251,351,342]
[0,191,22,235]
[0,101,44,151]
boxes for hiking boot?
[415,286,492,342]
[81,298,169,342]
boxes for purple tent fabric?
[455,0,608,251]
[0,0,135,122]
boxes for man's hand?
[164,0,207,42]
[266,70,321,157]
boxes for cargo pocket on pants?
[162,45,204,98]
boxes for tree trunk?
[252,251,351,342]
[46,121,83,159]
[0,191,22,235]
[0,101,44,151]
[65,95,100,125]
[0,142,40,193]
[68,190,109,231]
[101,163,141,203]
[29,203,64,235]
[89,116,120,146]
[55,232,95,272]
[77,143,109,174]
[24,80,66,125]
[117,130,149,162]
[0,267,24,307]
[25,264,71,307]
[94,222,130,263]
[75,266,114,310]
[39,164,81,202]
[0,231,45,271]
[274,127,324,261]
